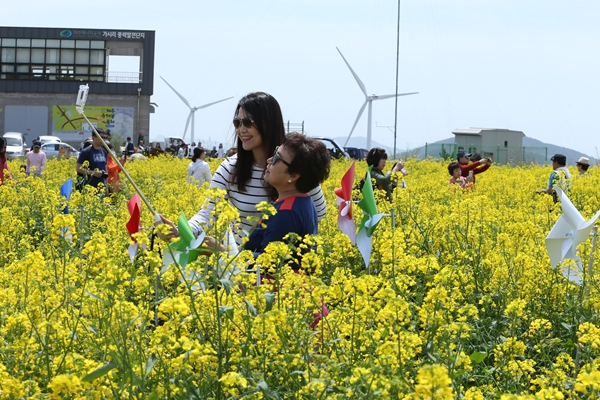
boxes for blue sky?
[6,0,600,155]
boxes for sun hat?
[576,157,590,166]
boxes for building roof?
[452,128,525,137]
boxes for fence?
[423,143,549,165]
[285,121,304,135]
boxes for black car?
[344,147,368,160]
[311,137,349,159]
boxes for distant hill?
[399,136,596,164]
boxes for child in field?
[448,162,473,189]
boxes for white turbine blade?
[344,101,368,147]
[183,111,193,141]
[160,76,192,109]
[196,97,234,110]
[336,47,368,97]
[376,92,419,100]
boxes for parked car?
[38,135,62,145]
[344,147,369,160]
[311,137,349,159]
[41,142,79,159]
[3,132,27,159]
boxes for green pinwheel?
[356,166,386,271]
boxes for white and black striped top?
[188,154,327,245]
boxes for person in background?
[210,146,218,158]
[576,157,590,176]
[365,147,408,201]
[187,147,212,186]
[0,137,11,185]
[178,143,189,159]
[448,161,473,189]
[26,140,46,176]
[189,142,197,157]
[217,143,225,158]
[125,137,135,157]
[75,129,109,192]
[538,153,571,201]
[158,91,327,246]
[457,151,492,183]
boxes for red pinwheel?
[334,160,356,244]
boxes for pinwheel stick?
[75,84,160,222]
[585,226,598,298]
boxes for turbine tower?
[336,47,418,149]
[161,76,233,144]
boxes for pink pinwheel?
[334,160,356,244]
[126,194,141,262]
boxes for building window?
[1,36,107,81]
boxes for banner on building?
[52,105,134,141]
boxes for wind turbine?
[336,47,418,149]
[160,76,233,144]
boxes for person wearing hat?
[539,154,571,200]
[457,150,492,184]
[576,157,590,176]
[26,140,46,176]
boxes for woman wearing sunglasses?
[205,133,331,261]
[160,92,327,245]
[365,147,408,201]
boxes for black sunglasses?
[233,117,254,129]
[270,146,291,167]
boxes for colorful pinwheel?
[126,194,141,262]
[334,160,356,244]
[60,178,73,214]
[546,187,600,285]
[356,166,386,271]
[163,213,205,270]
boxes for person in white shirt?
[187,147,212,186]
[177,143,189,159]
[217,143,225,158]
[26,141,46,176]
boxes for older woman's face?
[377,157,387,170]
[264,144,293,189]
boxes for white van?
[3,132,26,159]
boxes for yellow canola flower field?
[1,155,600,399]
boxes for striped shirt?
[188,154,327,245]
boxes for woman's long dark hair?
[0,137,6,163]
[233,92,285,199]
[192,147,204,162]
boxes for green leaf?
[218,305,234,320]
[470,351,488,364]
[85,291,105,303]
[244,299,257,316]
[220,278,234,295]
[144,354,158,378]
[81,362,118,383]
[256,380,280,400]
[561,322,573,330]
[264,293,275,312]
